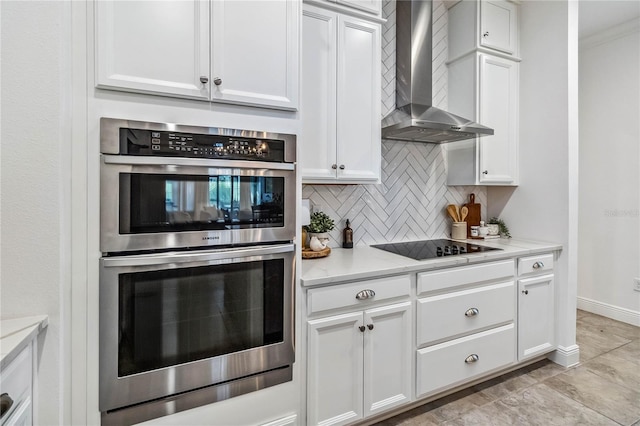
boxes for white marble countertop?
[0,315,48,369]
[301,238,562,287]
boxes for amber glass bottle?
[342,219,353,248]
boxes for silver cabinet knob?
[533,261,544,269]
[465,354,480,364]
[483,31,489,38]
[0,393,14,419]
[355,289,376,300]
[465,308,479,317]
[332,164,337,170]
[339,165,345,170]
[199,76,209,84]
[213,77,223,86]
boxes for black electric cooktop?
[371,239,501,261]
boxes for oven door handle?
[102,154,294,171]
[101,243,294,268]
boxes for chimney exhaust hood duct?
[381,0,494,143]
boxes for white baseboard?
[548,344,580,368]
[577,297,640,326]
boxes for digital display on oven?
[119,128,286,162]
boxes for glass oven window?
[117,259,285,377]
[120,174,285,234]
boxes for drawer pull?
[533,261,544,269]
[0,393,13,419]
[465,308,479,317]
[359,325,366,332]
[465,354,480,364]
[367,324,374,330]
[355,289,376,300]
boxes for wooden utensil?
[463,193,481,237]
[460,206,468,222]
[455,205,461,223]
[446,204,460,222]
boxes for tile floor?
[375,310,640,426]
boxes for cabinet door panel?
[211,0,299,110]
[480,0,518,55]
[479,55,518,184]
[518,274,555,360]
[363,302,412,417]
[95,1,210,99]
[336,16,381,182]
[307,313,364,426]
[301,6,338,181]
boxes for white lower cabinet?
[415,260,516,399]
[304,253,559,424]
[417,324,515,397]
[0,345,33,426]
[306,277,411,426]
[517,253,556,360]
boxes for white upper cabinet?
[448,0,519,60]
[480,1,518,55]
[301,4,381,184]
[447,0,519,186]
[447,53,518,185]
[210,0,299,109]
[95,0,299,110]
[95,1,210,100]
[478,54,518,184]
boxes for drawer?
[416,324,515,398]
[417,281,514,346]
[307,275,411,316]
[417,260,514,296]
[0,345,32,423]
[518,253,554,276]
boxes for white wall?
[487,0,580,366]
[577,18,640,324]
[0,1,69,424]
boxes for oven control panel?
[120,128,286,162]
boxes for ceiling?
[579,0,640,38]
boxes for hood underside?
[381,0,494,143]
[381,104,494,143]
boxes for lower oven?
[99,243,295,425]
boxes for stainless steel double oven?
[99,118,296,425]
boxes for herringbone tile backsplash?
[303,0,487,248]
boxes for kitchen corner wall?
[302,0,487,247]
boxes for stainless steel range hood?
[381,0,494,143]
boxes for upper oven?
[100,118,296,254]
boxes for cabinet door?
[307,312,364,426]
[95,1,210,99]
[336,15,381,183]
[211,0,299,110]
[300,5,338,181]
[518,274,555,360]
[363,302,412,418]
[480,0,518,55]
[478,54,518,184]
